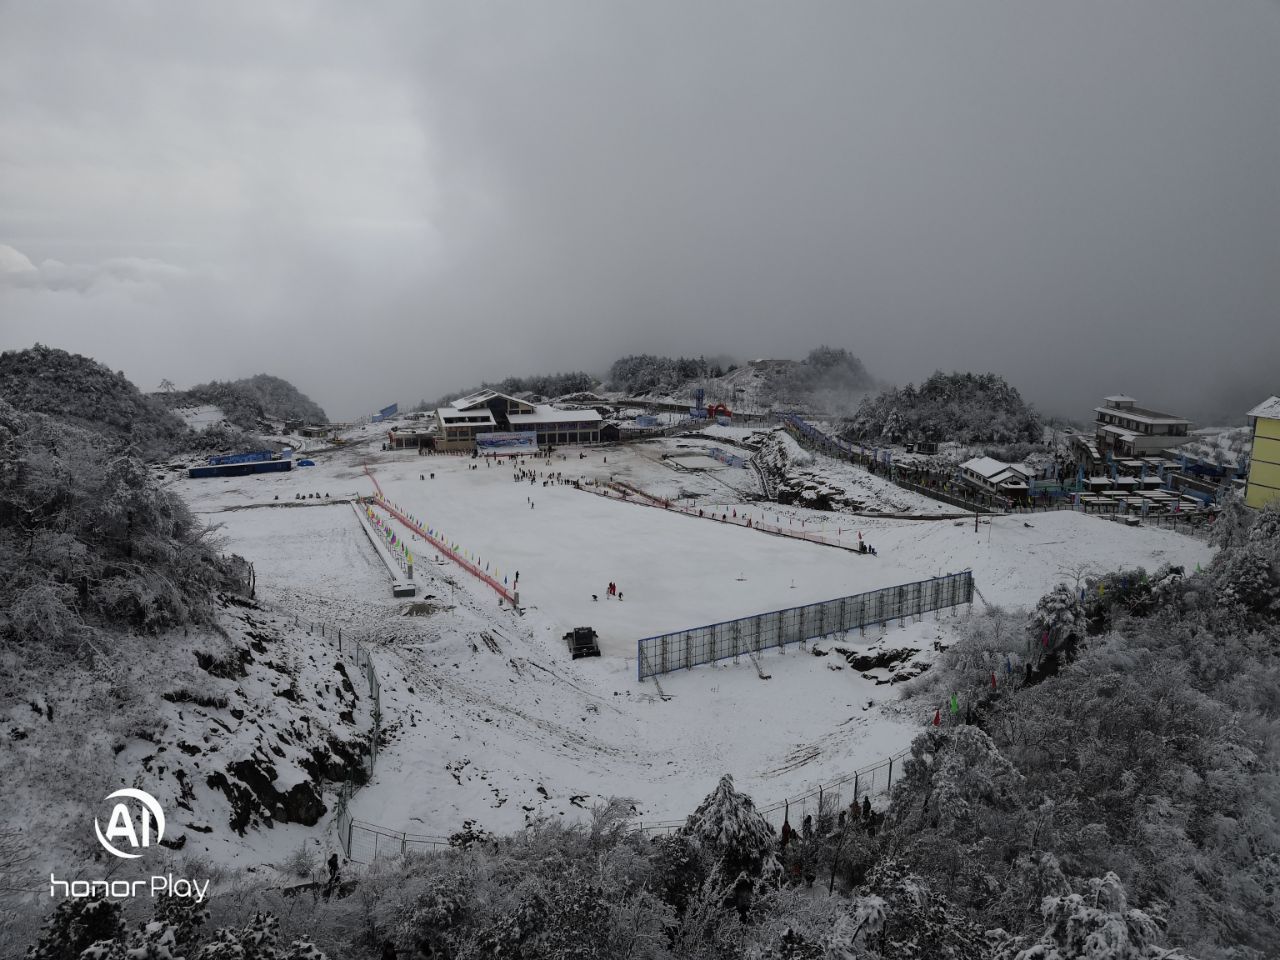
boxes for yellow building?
[1245,397,1280,509]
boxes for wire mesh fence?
[637,571,974,680]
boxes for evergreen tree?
[682,774,781,884]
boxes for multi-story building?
[1088,396,1192,463]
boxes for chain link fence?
[637,572,974,680]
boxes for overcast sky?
[2,2,1278,423]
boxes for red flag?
[932,709,941,726]
[991,671,997,690]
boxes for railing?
[638,747,912,836]
[637,572,974,680]
[592,481,878,550]
[750,456,778,500]
[336,812,451,863]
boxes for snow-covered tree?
[1028,584,1086,649]
[682,774,781,886]
[1211,547,1280,616]
[1014,872,1195,960]
[25,895,123,960]
[1208,493,1254,550]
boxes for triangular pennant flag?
[932,708,941,727]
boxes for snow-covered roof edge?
[1246,396,1280,421]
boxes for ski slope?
[176,432,1215,843]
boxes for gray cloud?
[2,2,1278,423]
[0,244,190,293]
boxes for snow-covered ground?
[176,433,1215,847]
[173,403,228,431]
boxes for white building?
[959,456,1031,498]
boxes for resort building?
[1245,396,1280,509]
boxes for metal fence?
[326,623,454,862]
[637,571,974,680]
[638,747,912,837]
[284,612,399,862]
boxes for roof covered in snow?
[960,456,1030,481]
[1094,403,1189,425]
[1246,396,1280,421]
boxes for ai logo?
[94,789,165,859]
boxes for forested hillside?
[0,344,190,456]
[887,496,1280,959]
[843,371,1042,444]
[158,373,327,431]
[422,370,600,409]
[232,373,328,423]
[607,347,875,409]
[608,354,721,394]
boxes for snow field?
[372,455,910,659]
[369,447,1213,654]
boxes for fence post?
[347,817,353,857]
[886,757,893,794]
